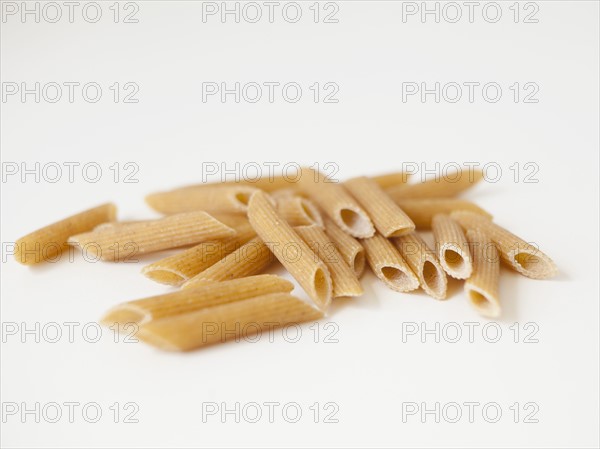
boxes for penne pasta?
[392,198,492,229]
[297,169,375,238]
[450,211,558,279]
[386,169,484,201]
[69,211,236,261]
[344,176,415,237]
[136,293,323,351]
[15,203,116,265]
[371,171,411,189]
[145,185,259,215]
[178,174,302,193]
[432,214,473,279]
[182,237,274,288]
[464,229,501,318]
[393,232,448,300]
[142,220,256,286]
[323,217,366,278]
[101,274,293,327]
[295,225,363,298]
[361,233,419,292]
[272,190,323,227]
[247,191,333,310]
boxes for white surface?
[1,1,599,448]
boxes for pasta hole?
[381,266,410,286]
[144,269,185,286]
[339,208,373,236]
[468,290,499,317]
[235,192,252,206]
[352,251,366,277]
[422,260,445,297]
[514,252,544,275]
[313,268,330,305]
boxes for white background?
[1,1,599,447]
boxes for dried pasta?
[323,217,366,277]
[372,171,411,189]
[431,214,473,279]
[386,169,484,201]
[272,191,323,227]
[392,198,492,229]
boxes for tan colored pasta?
[295,225,363,298]
[297,169,375,238]
[451,211,558,279]
[344,176,415,237]
[431,214,473,279]
[362,233,419,292]
[372,171,411,189]
[145,185,259,215]
[142,220,256,286]
[69,211,236,261]
[323,217,366,278]
[393,199,492,229]
[178,174,302,193]
[101,274,293,327]
[386,169,484,201]
[182,237,274,288]
[15,203,116,265]
[464,229,501,318]
[393,232,448,299]
[136,293,323,351]
[272,191,323,227]
[247,191,332,310]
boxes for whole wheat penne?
[432,214,473,279]
[69,211,236,261]
[136,293,323,351]
[323,217,366,278]
[14,203,116,265]
[142,220,256,285]
[295,225,363,298]
[393,232,448,300]
[182,237,274,288]
[247,191,332,310]
[345,176,415,237]
[297,169,375,238]
[393,199,492,229]
[464,229,501,318]
[362,233,419,292]
[386,169,484,201]
[272,191,323,227]
[177,174,302,193]
[145,185,259,215]
[450,211,558,279]
[372,171,411,189]
[101,274,293,327]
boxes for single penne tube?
[69,211,236,261]
[450,211,558,279]
[393,232,448,300]
[182,237,275,288]
[145,185,259,215]
[295,225,363,298]
[297,169,375,238]
[323,217,366,277]
[361,233,419,292]
[142,220,256,286]
[14,203,116,265]
[392,198,492,229]
[386,169,484,201]
[272,191,323,227]
[247,191,333,310]
[372,171,411,189]
[344,176,415,237]
[177,174,302,193]
[136,293,324,351]
[432,214,473,279]
[101,274,294,327]
[464,229,501,318]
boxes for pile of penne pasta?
[15,168,558,351]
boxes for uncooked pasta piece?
[101,274,293,327]
[14,203,116,265]
[323,217,366,278]
[393,232,448,300]
[247,191,332,310]
[464,229,501,318]
[372,171,411,189]
[145,185,259,214]
[431,214,473,279]
[361,233,419,292]
[182,237,274,288]
[344,176,415,237]
[386,169,484,201]
[136,293,323,351]
[392,199,492,229]
[272,191,323,227]
[295,225,363,298]
[68,211,236,261]
[142,220,256,286]
[297,169,375,238]
[450,211,557,279]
